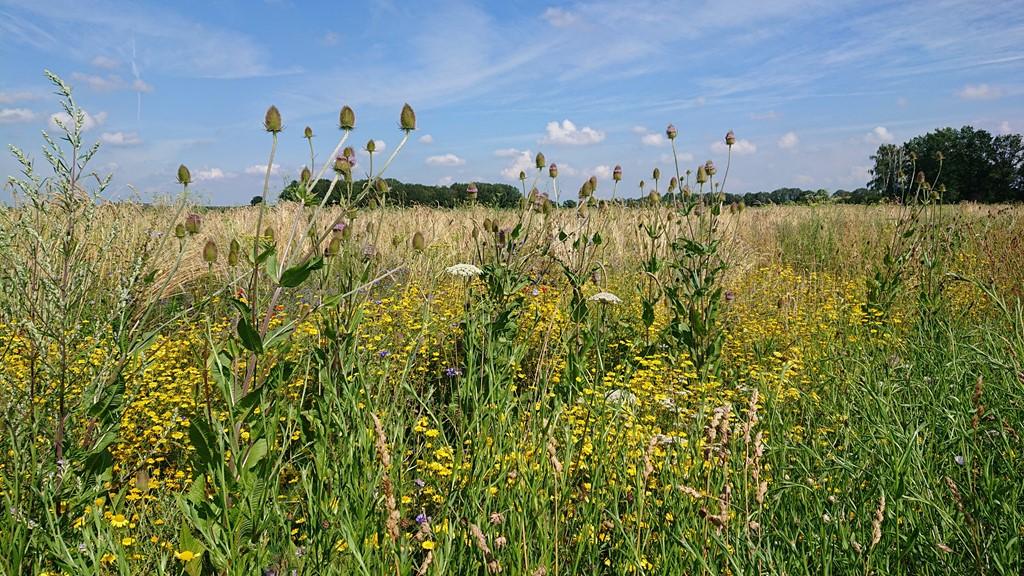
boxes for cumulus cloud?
[0,91,36,105]
[593,165,613,179]
[71,72,123,92]
[712,139,756,155]
[865,126,894,144]
[0,108,36,123]
[245,163,281,175]
[426,153,465,166]
[418,134,434,144]
[642,132,667,147]
[542,119,605,145]
[957,83,1002,100]
[100,131,142,146]
[131,79,154,93]
[196,168,233,181]
[542,7,578,27]
[49,110,107,132]
[499,149,534,180]
[777,131,799,149]
[91,55,120,69]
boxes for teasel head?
[376,177,389,195]
[916,171,926,185]
[333,156,352,179]
[696,165,709,184]
[365,139,376,153]
[264,105,283,133]
[185,213,201,235]
[174,223,186,239]
[228,238,240,267]
[647,189,661,206]
[263,226,276,243]
[339,105,356,131]
[588,175,598,192]
[725,130,736,146]
[467,182,478,202]
[177,164,192,186]
[400,103,416,132]
[705,160,717,176]
[304,126,314,139]
[666,124,678,140]
[683,184,692,199]
[579,180,592,200]
[300,166,312,185]
[542,198,554,215]
[535,152,546,169]
[325,237,342,257]
[613,165,622,182]
[331,221,348,240]
[639,179,646,193]
[519,170,527,182]
[668,176,678,193]
[652,167,660,181]
[202,240,218,263]
[412,231,426,251]
[549,163,558,178]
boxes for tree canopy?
[278,178,522,208]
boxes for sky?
[1,0,1022,204]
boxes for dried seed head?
[339,105,356,130]
[400,103,416,131]
[613,165,622,182]
[264,105,283,133]
[185,213,201,235]
[666,124,678,140]
[177,164,192,186]
[202,240,218,263]
[725,130,736,146]
[304,126,313,139]
[549,163,558,178]
[535,152,546,169]
[412,231,426,251]
[365,139,376,153]
[228,239,240,266]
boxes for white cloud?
[418,134,434,144]
[321,31,339,46]
[196,168,233,181]
[998,120,1012,134]
[245,163,281,175]
[593,165,613,179]
[865,126,894,144]
[777,131,799,149]
[100,131,142,146]
[712,139,756,155]
[555,162,578,177]
[642,132,667,147]
[438,176,454,186]
[500,149,534,180]
[631,126,648,134]
[542,7,578,27]
[49,110,107,132]
[542,119,605,145]
[131,79,154,93]
[426,153,465,166]
[957,83,1002,100]
[494,148,522,157]
[370,139,386,152]
[91,55,120,69]
[0,108,36,124]
[0,91,36,105]
[71,72,123,92]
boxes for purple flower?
[416,512,430,524]
[724,290,735,303]
[444,367,462,377]
[378,349,391,358]
[414,478,426,488]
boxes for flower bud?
[325,237,341,257]
[185,213,201,235]
[542,198,553,215]
[400,103,416,131]
[333,156,352,177]
[304,126,314,139]
[332,222,347,240]
[519,170,526,182]
[376,178,389,194]
[535,152,546,169]
[483,218,492,233]
[412,231,425,251]
[177,164,192,186]
[228,239,240,266]
[652,167,660,180]
[365,139,376,153]
[549,163,558,178]
[725,130,736,146]
[339,105,356,130]
[588,175,598,191]
[202,240,218,263]
[300,166,311,185]
[613,165,622,182]
[639,180,645,192]
[264,105,283,133]
[666,124,678,140]
[648,190,661,205]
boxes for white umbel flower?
[445,263,483,278]
[588,291,622,304]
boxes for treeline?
[278,178,522,208]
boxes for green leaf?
[236,316,263,353]
[279,256,325,288]
[243,439,268,471]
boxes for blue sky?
[1,0,1022,204]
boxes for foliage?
[279,178,522,208]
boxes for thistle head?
[549,163,558,178]
[412,231,426,251]
[467,182,478,201]
[400,103,416,132]
[652,167,660,180]
[331,222,348,240]
[333,156,352,177]
[696,165,709,184]
[185,213,201,235]
[705,160,717,176]
[264,105,283,133]
[202,240,218,263]
[300,166,311,185]
[725,130,736,146]
[304,126,314,139]
[613,165,622,182]
[668,176,678,192]
[365,139,376,153]
[339,105,356,130]
[177,164,192,186]
[535,152,546,169]
[666,124,678,140]
[519,170,527,182]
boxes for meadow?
[2,77,1023,575]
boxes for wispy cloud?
[777,131,799,149]
[0,90,37,105]
[542,7,578,28]
[957,83,1003,100]
[100,131,142,146]
[91,55,120,69]
[245,163,281,175]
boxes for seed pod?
[300,166,311,184]
[535,152,546,169]
[185,213,201,235]
[228,239,240,266]
[400,103,416,131]
[325,237,341,257]
[339,105,356,130]
[696,165,709,184]
[489,219,499,234]
[177,164,192,186]
[304,126,314,139]
[725,130,736,146]
[365,139,376,153]
[518,170,526,182]
[613,165,622,182]
[264,105,283,133]
[652,167,660,180]
[666,124,678,140]
[549,163,558,178]
[639,179,645,192]
[542,198,553,215]
[483,218,492,233]
[174,223,186,239]
[412,231,425,251]
[202,240,218,263]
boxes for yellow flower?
[109,514,129,528]
[175,550,197,561]
[422,540,436,550]
[121,537,136,546]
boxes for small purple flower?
[955,455,965,466]
[724,290,735,303]
[378,349,391,358]
[416,512,430,524]
[414,478,426,488]
[444,367,462,377]
[531,288,540,297]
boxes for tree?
[250,195,264,206]
[278,178,522,208]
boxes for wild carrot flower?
[445,263,483,278]
[589,291,622,304]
